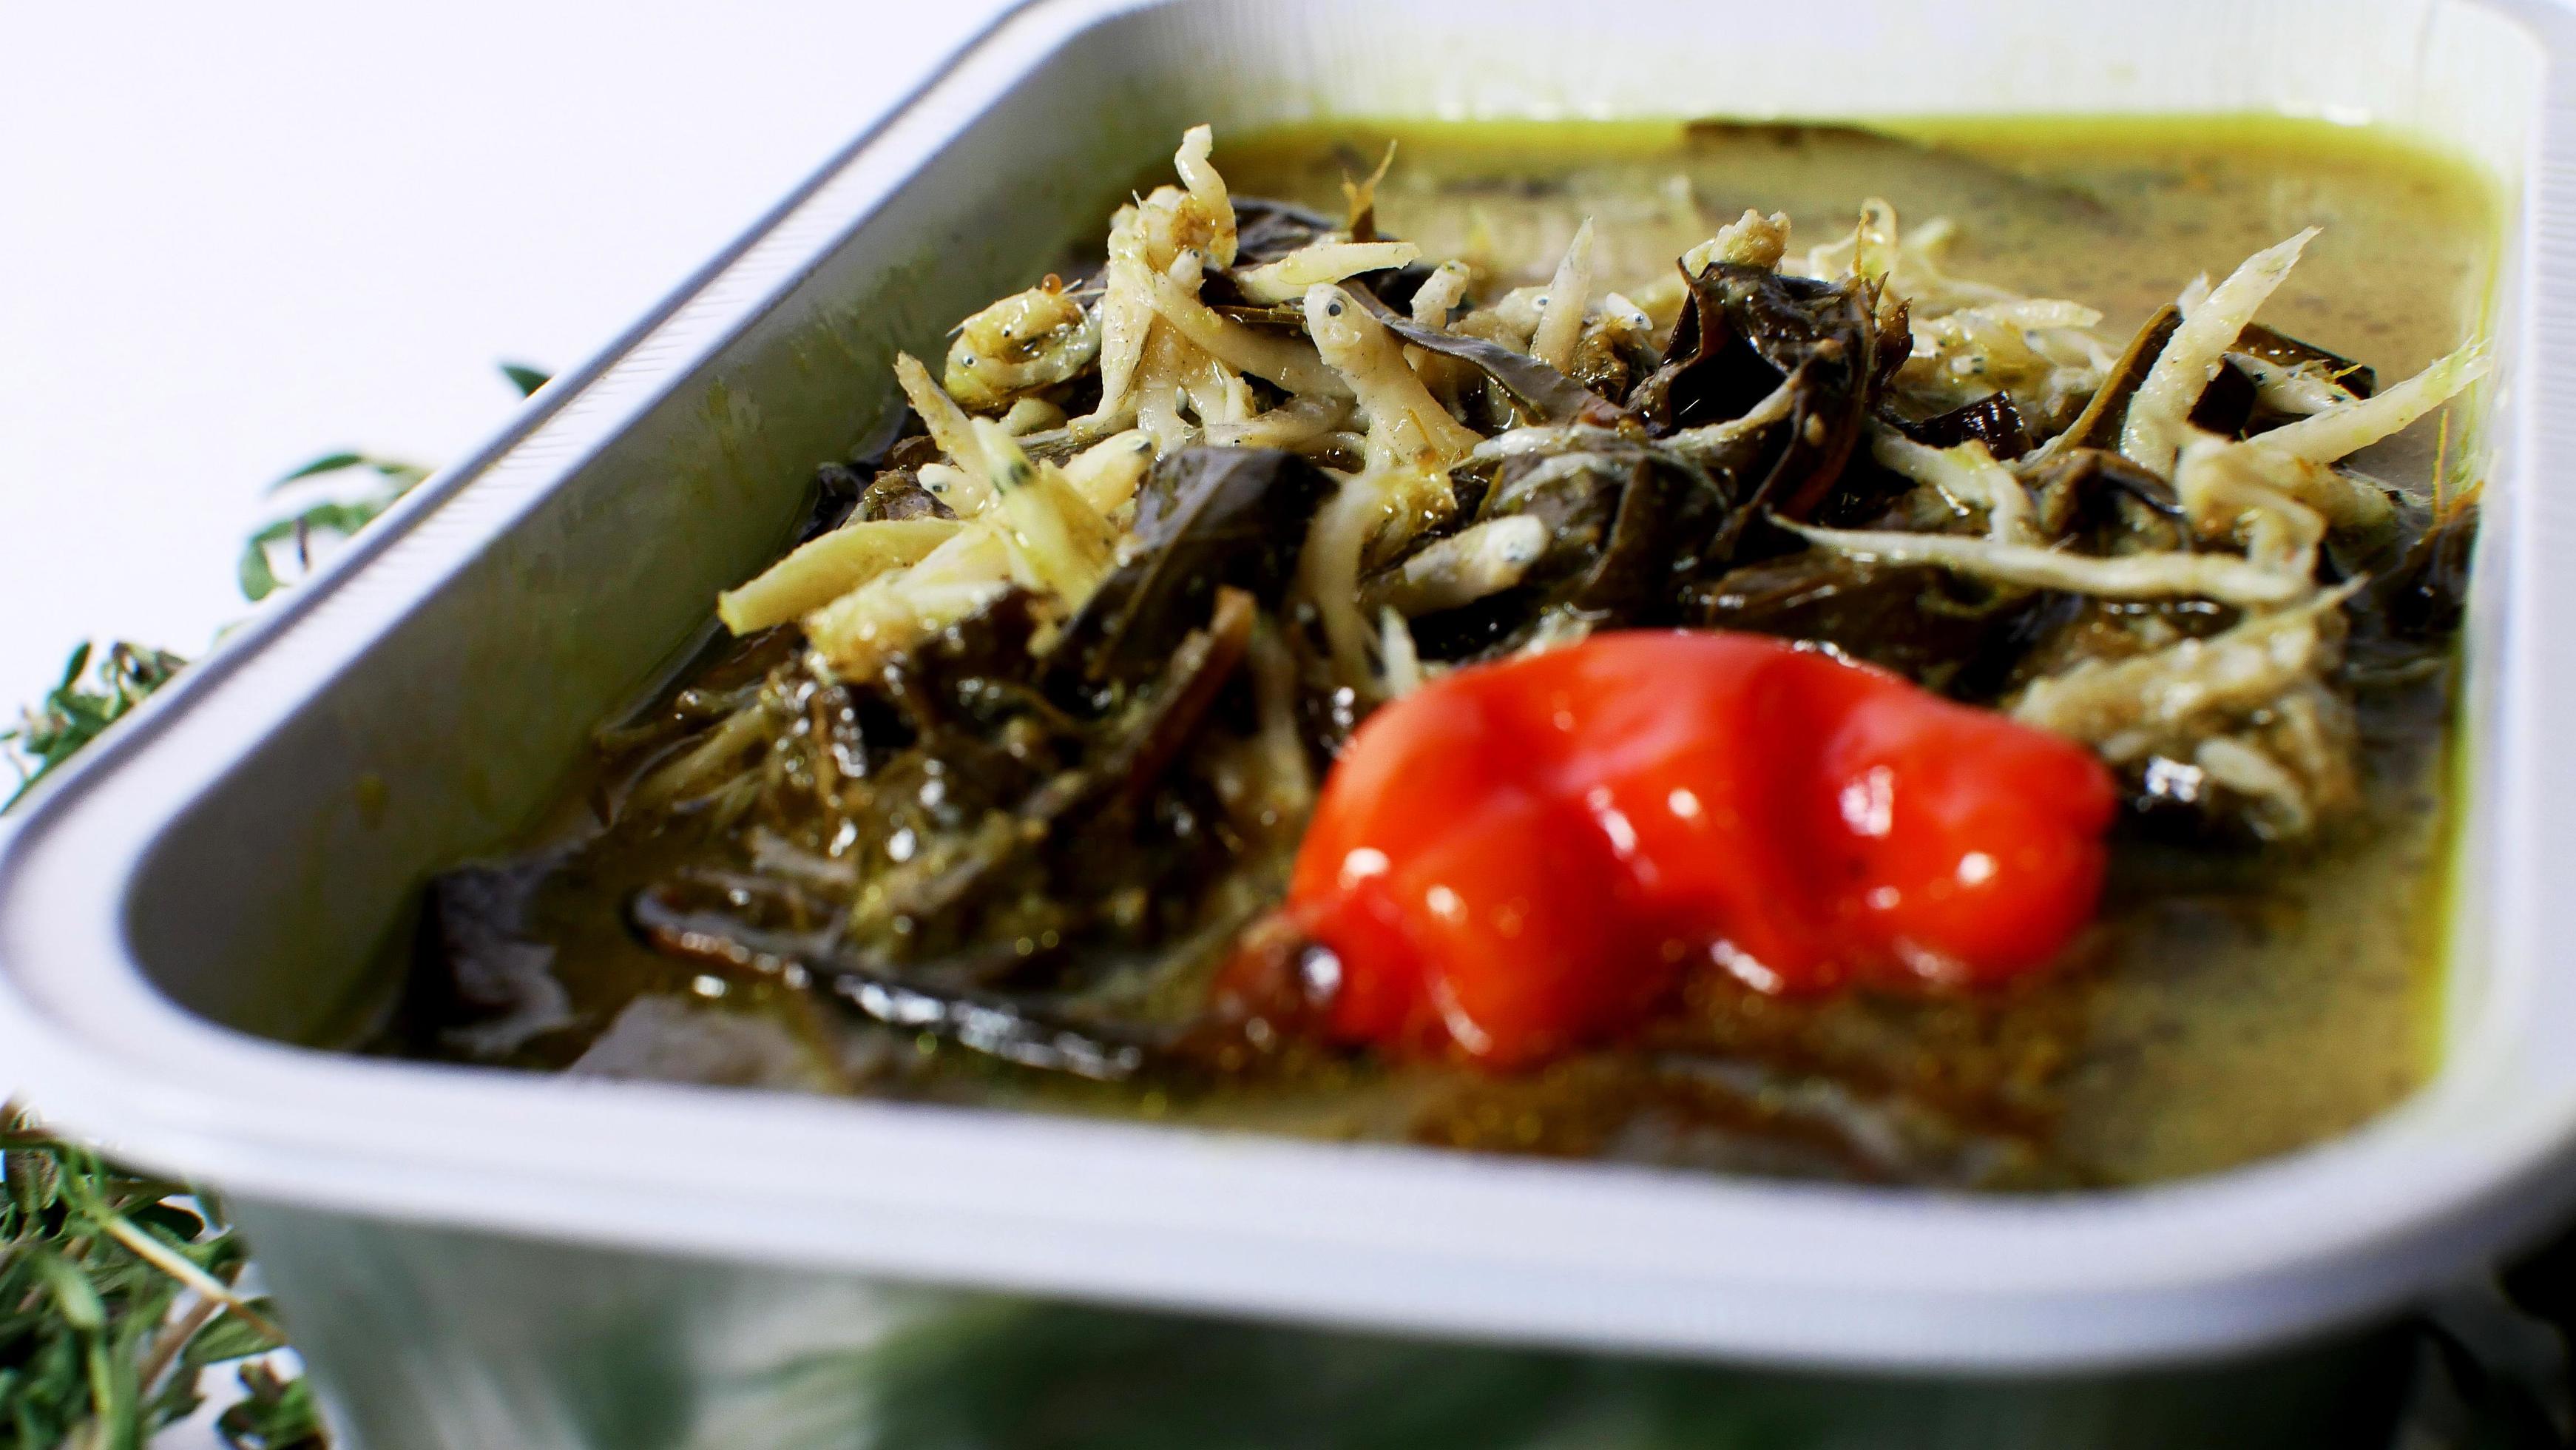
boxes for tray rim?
[1,0,2571,1372]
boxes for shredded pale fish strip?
[1528,218,1596,373]
[1782,520,2310,608]
[2121,228,2317,473]
[1869,427,2039,545]
[2256,343,2490,465]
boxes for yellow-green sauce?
[1217,116,2493,1181]
[407,117,2498,1189]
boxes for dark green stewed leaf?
[1406,439,1735,661]
[1049,447,1330,692]
[631,888,1160,1082]
[1509,447,1728,617]
[631,590,1257,1056]
[2025,447,2188,549]
[1228,197,1341,265]
[1689,552,2050,700]
[1348,285,1634,428]
[2204,324,2377,440]
[2376,501,2480,639]
[2062,304,2183,451]
[2235,322,2375,399]
[1891,391,2033,459]
[2186,358,2260,436]
[1626,262,1879,531]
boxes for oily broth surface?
[1223,119,2487,405]
[418,119,2495,1188]
[1217,116,2491,1181]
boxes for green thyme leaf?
[271,451,368,487]
[3,1104,313,1443]
[219,1360,328,1450]
[266,451,429,496]
[2,642,187,809]
[242,453,432,601]
[180,1304,289,1368]
[29,1250,107,1332]
[500,361,552,397]
[240,538,283,601]
[0,374,544,1443]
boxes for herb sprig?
[0,643,186,811]
[236,454,430,604]
[3,360,551,1446]
[234,362,547,602]
[0,1106,320,1449]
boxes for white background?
[2,4,1010,1440]
[0,0,1009,715]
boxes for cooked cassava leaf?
[629,889,1162,1081]
[1227,197,1342,266]
[1048,448,1328,692]
[1891,391,2033,459]
[1350,283,1633,427]
[393,121,2490,1209]
[2235,322,2376,398]
[1627,261,1880,527]
[2061,304,2183,451]
[1690,551,2046,699]
[1482,441,1731,621]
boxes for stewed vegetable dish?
[401,118,2497,1189]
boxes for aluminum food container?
[4,1,2571,1445]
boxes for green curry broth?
[405,117,2495,1189]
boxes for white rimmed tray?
[1,2,2569,1429]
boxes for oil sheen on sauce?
[1215,116,2495,1181]
[427,117,2498,1190]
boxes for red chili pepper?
[1284,631,2117,1068]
